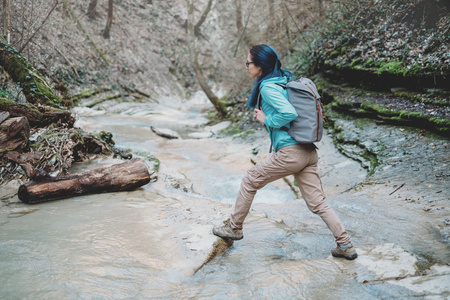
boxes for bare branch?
[233,0,257,57]
[61,0,109,65]
[194,0,213,37]
[18,0,59,53]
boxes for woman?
[213,44,357,260]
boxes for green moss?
[330,50,340,59]
[206,112,218,120]
[360,101,395,115]
[430,117,450,127]
[364,58,375,67]
[390,89,417,99]
[221,124,243,136]
[238,129,256,139]
[92,130,115,146]
[350,58,363,68]
[0,40,65,108]
[375,61,405,76]
[332,97,449,136]
[219,94,229,101]
[134,151,160,172]
[0,89,14,100]
[71,88,106,102]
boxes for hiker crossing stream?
[0,92,449,299]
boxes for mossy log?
[0,98,74,127]
[18,158,151,204]
[0,116,30,154]
[0,38,64,108]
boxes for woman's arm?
[261,84,297,128]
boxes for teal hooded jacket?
[259,76,299,152]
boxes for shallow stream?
[0,92,449,299]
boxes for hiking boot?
[331,244,358,260]
[213,219,243,240]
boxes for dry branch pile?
[0,122,123,184]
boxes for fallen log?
[0,111,10,124]
[0,116,30,154]
[18,158,150,204]
[0,99,75,128]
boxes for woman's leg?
[230,145,309,229]
[294,151,351,245]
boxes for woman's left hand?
[254,108,266,125]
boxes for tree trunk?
[103,0,113,39]
[2,0,10,43]
[193,0,212,37]
[0,38,65,108]
[192,57,225,116]
[187,0,226,117]
[62,0,109,65]
[0,97,75,127]
[18,158,151,204]
[282,2,293,52]
[265,0,275,41]
[318,0,324,18]
[234,0,255,49]
[0,116,29,154]
[87,0,97,18]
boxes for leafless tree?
[282,1,293,52]
[234,0,254,48]
[103,0,113,38]
[233,0,256,56]
[265,0,276,40]
[2,0,10,43]
[19,0,58,53]
[187,0,227,117]
[87,0,97,19]
[318,0,324,18]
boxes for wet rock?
[355,243,418,283]
[0,180,21,204]
[352,244,450,297]
[8,207,39,218]
[205,121,231,135]
[187,131,214,139]
[150,126,181,139]
[390,265,450,296]
[186,121,232,139]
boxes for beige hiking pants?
[230,144,351,246]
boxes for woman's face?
[246,53,262,79]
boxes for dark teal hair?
[247,44,292,108]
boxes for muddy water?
[1,93,449,299]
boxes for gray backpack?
[277,77,326,144]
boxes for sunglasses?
[246,61,254,68]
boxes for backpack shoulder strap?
[256,92,262,109]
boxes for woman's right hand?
[254,108,266,125]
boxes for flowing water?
[0,92,449,299]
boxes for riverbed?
[0,92,449,299]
